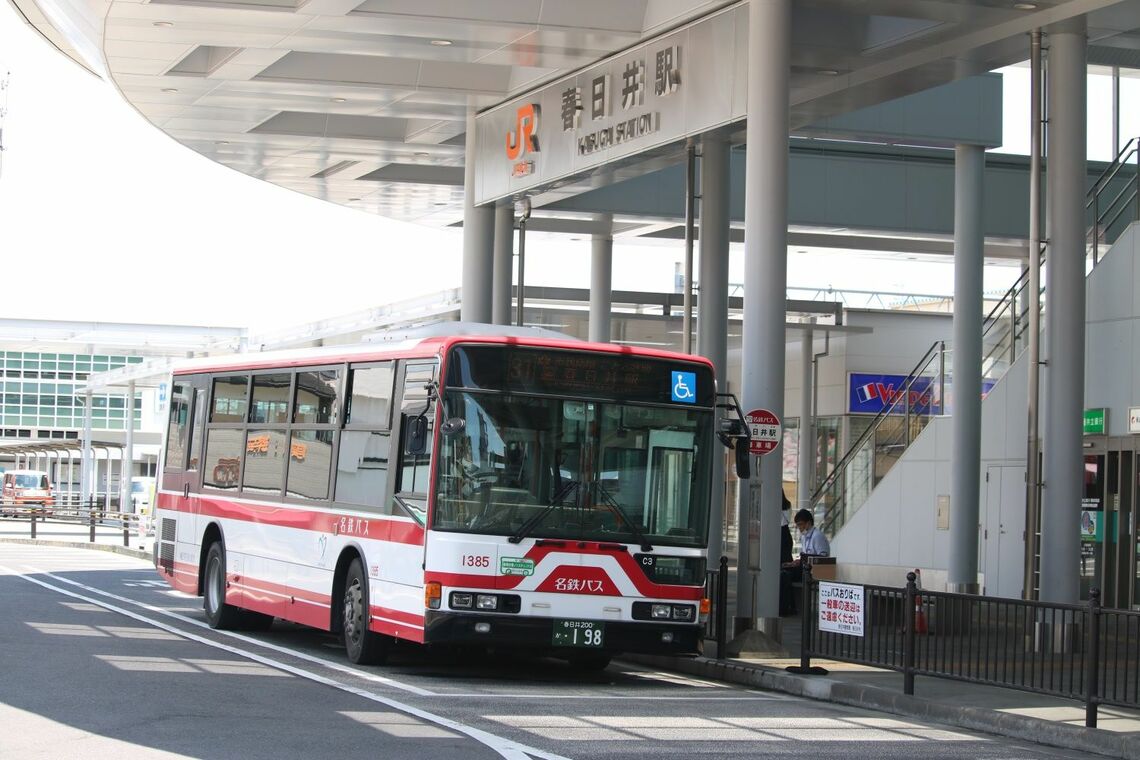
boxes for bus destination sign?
[447,346,713,406]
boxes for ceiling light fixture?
[429,39,453,46]
[152,21,174,27]
[1013,2,1037,8]
[817,68,840,76]
[161,87,179,93]
[414,151,430,158]
[331,97,346,103]
[215,140,230,145]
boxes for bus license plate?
[552,619,604,648]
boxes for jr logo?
[506,103,540,161]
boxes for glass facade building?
[0,352,145,439]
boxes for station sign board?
[745,408,781,456]
[1083,408,1107,435]
[474,4,747,204]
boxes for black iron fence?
[0,498,146,547]
[792,569,1138,727]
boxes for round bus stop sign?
[746,408,782,456]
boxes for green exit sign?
[1084,408,1107,435]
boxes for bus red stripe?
[157,494,425,546]
[427,569,702,601]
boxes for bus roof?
[171,324,714,376]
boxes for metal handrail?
[1088,137,1140,264]
[813,340,945,535]
[1087,136,1138,201]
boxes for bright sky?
[2,7,1133,333]
[0,3,468,333]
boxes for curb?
[624,654,1140,759]
[0,537,151,562]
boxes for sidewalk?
[0,516,152,560]
[630,622,1140,760]
[6,526,1140,758]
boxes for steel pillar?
[1024,29,1044,600]
[1041,20,1086,605]
[492,205,515,326]
[948,143,985,594]
[461,109,495,323]
[698,136,731,561]
[737,0,791,627]
[589,214,614,343]
[797,322,814,511]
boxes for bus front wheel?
[203,542,244,630]
[342,558,389,665]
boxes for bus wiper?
[509,480,580,544]
[595,483,653,552]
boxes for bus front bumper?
[423,610,703,656]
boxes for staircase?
[812,138,1139,539]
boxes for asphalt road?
[0,544,1087,760]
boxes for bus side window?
[334,362,394,512]
[188,387,206,473]
[163,382,192,472]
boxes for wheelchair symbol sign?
[671,371,697,403]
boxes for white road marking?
[24,566,437,696]
[12,566,570,760]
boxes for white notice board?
[818,582,865,637]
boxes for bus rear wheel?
[203,541,244,630]
[342,558,389,665]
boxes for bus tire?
[342,558,388,665]
[203,541,244,630]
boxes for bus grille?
[159,518,176,573]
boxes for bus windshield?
[432,390,713,548]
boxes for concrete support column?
[492,205,515,326]
[122,380,136,512]
[461,109,495,323]
[1040,20,1087,605]
[81,391,94,502]
[589,214,614,343]
[698,136,731,561]
[948,144,985,594]
[737,0,791,627]
[797,323,814,512]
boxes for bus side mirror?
[405,415,429,455]
[735,443,750,480]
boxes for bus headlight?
[476,594,499,611]
[651,604,672,619]
[671,605,695,621]
[450,592,473,609]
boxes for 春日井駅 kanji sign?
[474,4,748,204]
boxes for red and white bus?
[154,328,748,669]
